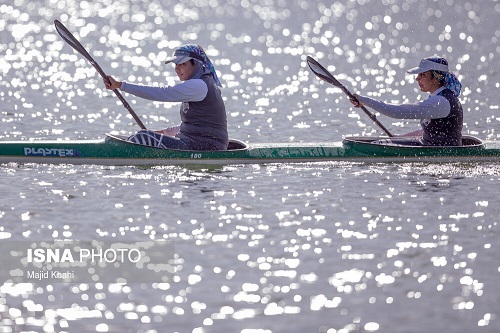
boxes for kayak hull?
[0,134,347,166]
[1,134,500,166]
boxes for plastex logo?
[23,147,76,157]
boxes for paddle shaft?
[306,56,394,137]
[54,20,146,130]
[335,81,393,137]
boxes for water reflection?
[1,1,498,140]
[1,160,499,331]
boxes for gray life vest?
[421,88,463,146]
[178,74,229,150]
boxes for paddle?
[306,56,393,137]
[54,20,146,130]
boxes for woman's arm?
[353,94,451,119]
[104,76,122,90]
[120,79,208,103]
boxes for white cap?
[407,58,449,74]
[164,55,193,64]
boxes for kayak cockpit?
[342,135,485,157]
[227,139,248,150]
[343,135,484,147]
[105,133,248,151]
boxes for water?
[1,0,500,332]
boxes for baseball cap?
[165,46,205,64]
[407,58,449,74]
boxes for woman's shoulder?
[173,79,207,93]
[178,78,207,89]
[173,79,208,101]
[435,88,459,101]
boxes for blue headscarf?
[427,57,462,97]
[172,44,222,87]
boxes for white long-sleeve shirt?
[356,87,451,119]
[120,79,208,103]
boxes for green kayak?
[1,134,499,166]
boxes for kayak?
[1,133,500,166]
[13,26,488,167]
[342,136,500,162]
[0,134,340,166]
[6,24,493,167]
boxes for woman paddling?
[104,44,229,151]
[350,57,463,146]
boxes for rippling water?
[1,0,500,332]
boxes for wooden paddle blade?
[54,20,94,63]
[306,56,341,87]
[307,56,354,99]
[55,20,110,84]
[306,55,394,137]
[54,20,147,130]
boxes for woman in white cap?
[350,57,463,146]
[104,44,228,151]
